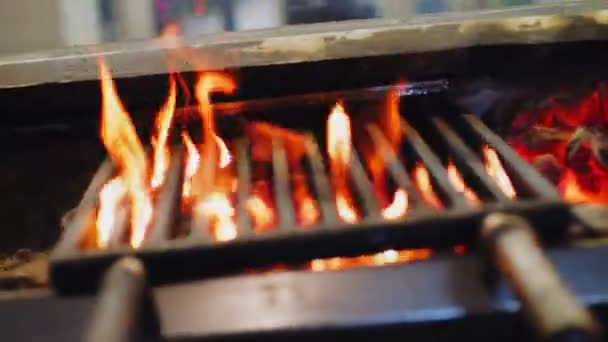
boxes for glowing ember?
[98,59,153,248]
[327,102,359,223]
[559,169,608,204]
[507,85,608,204]
[413,163,442,209]
[151,77,177,189]
[483,145,516,199]
[96,178,128,249]
[447,161,480,206]
[181,131,200,199]
[196,192,237,241]
[246,194,276,230]
[381,188,408,220]
[310,248,432,271]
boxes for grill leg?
[482,213,601,341]
[83,257,160,342]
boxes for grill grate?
[50,86,568,294]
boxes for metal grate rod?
[366,124,425,212]
[304,135,340,225]
[272,136,297,230]
[147,149,184,245]
[432,117,507,202]
[55,159,114,254]
[401,118,468,209]
[350,151,382,219]
[235,138,254,237]
[463,114,561,199]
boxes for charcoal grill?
[50,81,568,294]
[3,4,608,342]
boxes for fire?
[195,73,236,142]
[214,134,232,168]
[310,248,432,271]
[483,145,516,199]
[151,77,177,189]
[246,181,276,231]
[382,188,408,220]
[96,178,128,249]
[246,195,275,230]
[447,161,480,206]
[327,102,352,169]
[292,171,320,226]
[181,131,200,199]
[196,192,237,241]
[559,169,608,204]
[327,102,359,223]
[413,163,442,209]
[98,60,153,248]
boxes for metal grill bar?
[463,114,560,200]
[350,151,382,219]
[304,136,340,225]
[272,137,296,230]
[432,117,507,202]
[147,149,184,244]
[235,139,254,238]
[366,124,425,212]
[55,159,114,255]
[401,118,468,209]
[189,142,217,243]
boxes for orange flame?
[327,102,352,170]
[151,77,177,189]
[195,72,236,142]
[96,178,128,249]
[246,181,276,231]
[327,102,359,223]
[196,192,237,241]
[214,133,232,168]
[246,195,276,230]
[483,145,516,199]
[382,188,408,220]
[413,163,442,209]
[181,131,200,199]
[559,169,608,204]
[310,248,432,271]
[447,161,480,206]
[292,172,320,226]
[98,60,152,248]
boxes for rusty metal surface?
[154,245,608,341]
[0,3,607,88]
[482,214,600,341]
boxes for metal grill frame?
[50,87,568,294]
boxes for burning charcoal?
[532,154,564,185]
[248,122,307,164]
[566,126,608,169]
[590,129,608,168]
[566,126,592,167]
[519,126,571,149]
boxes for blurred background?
[0,0,584,55]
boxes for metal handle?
[482,213,600,341]
[84,257,153,342]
